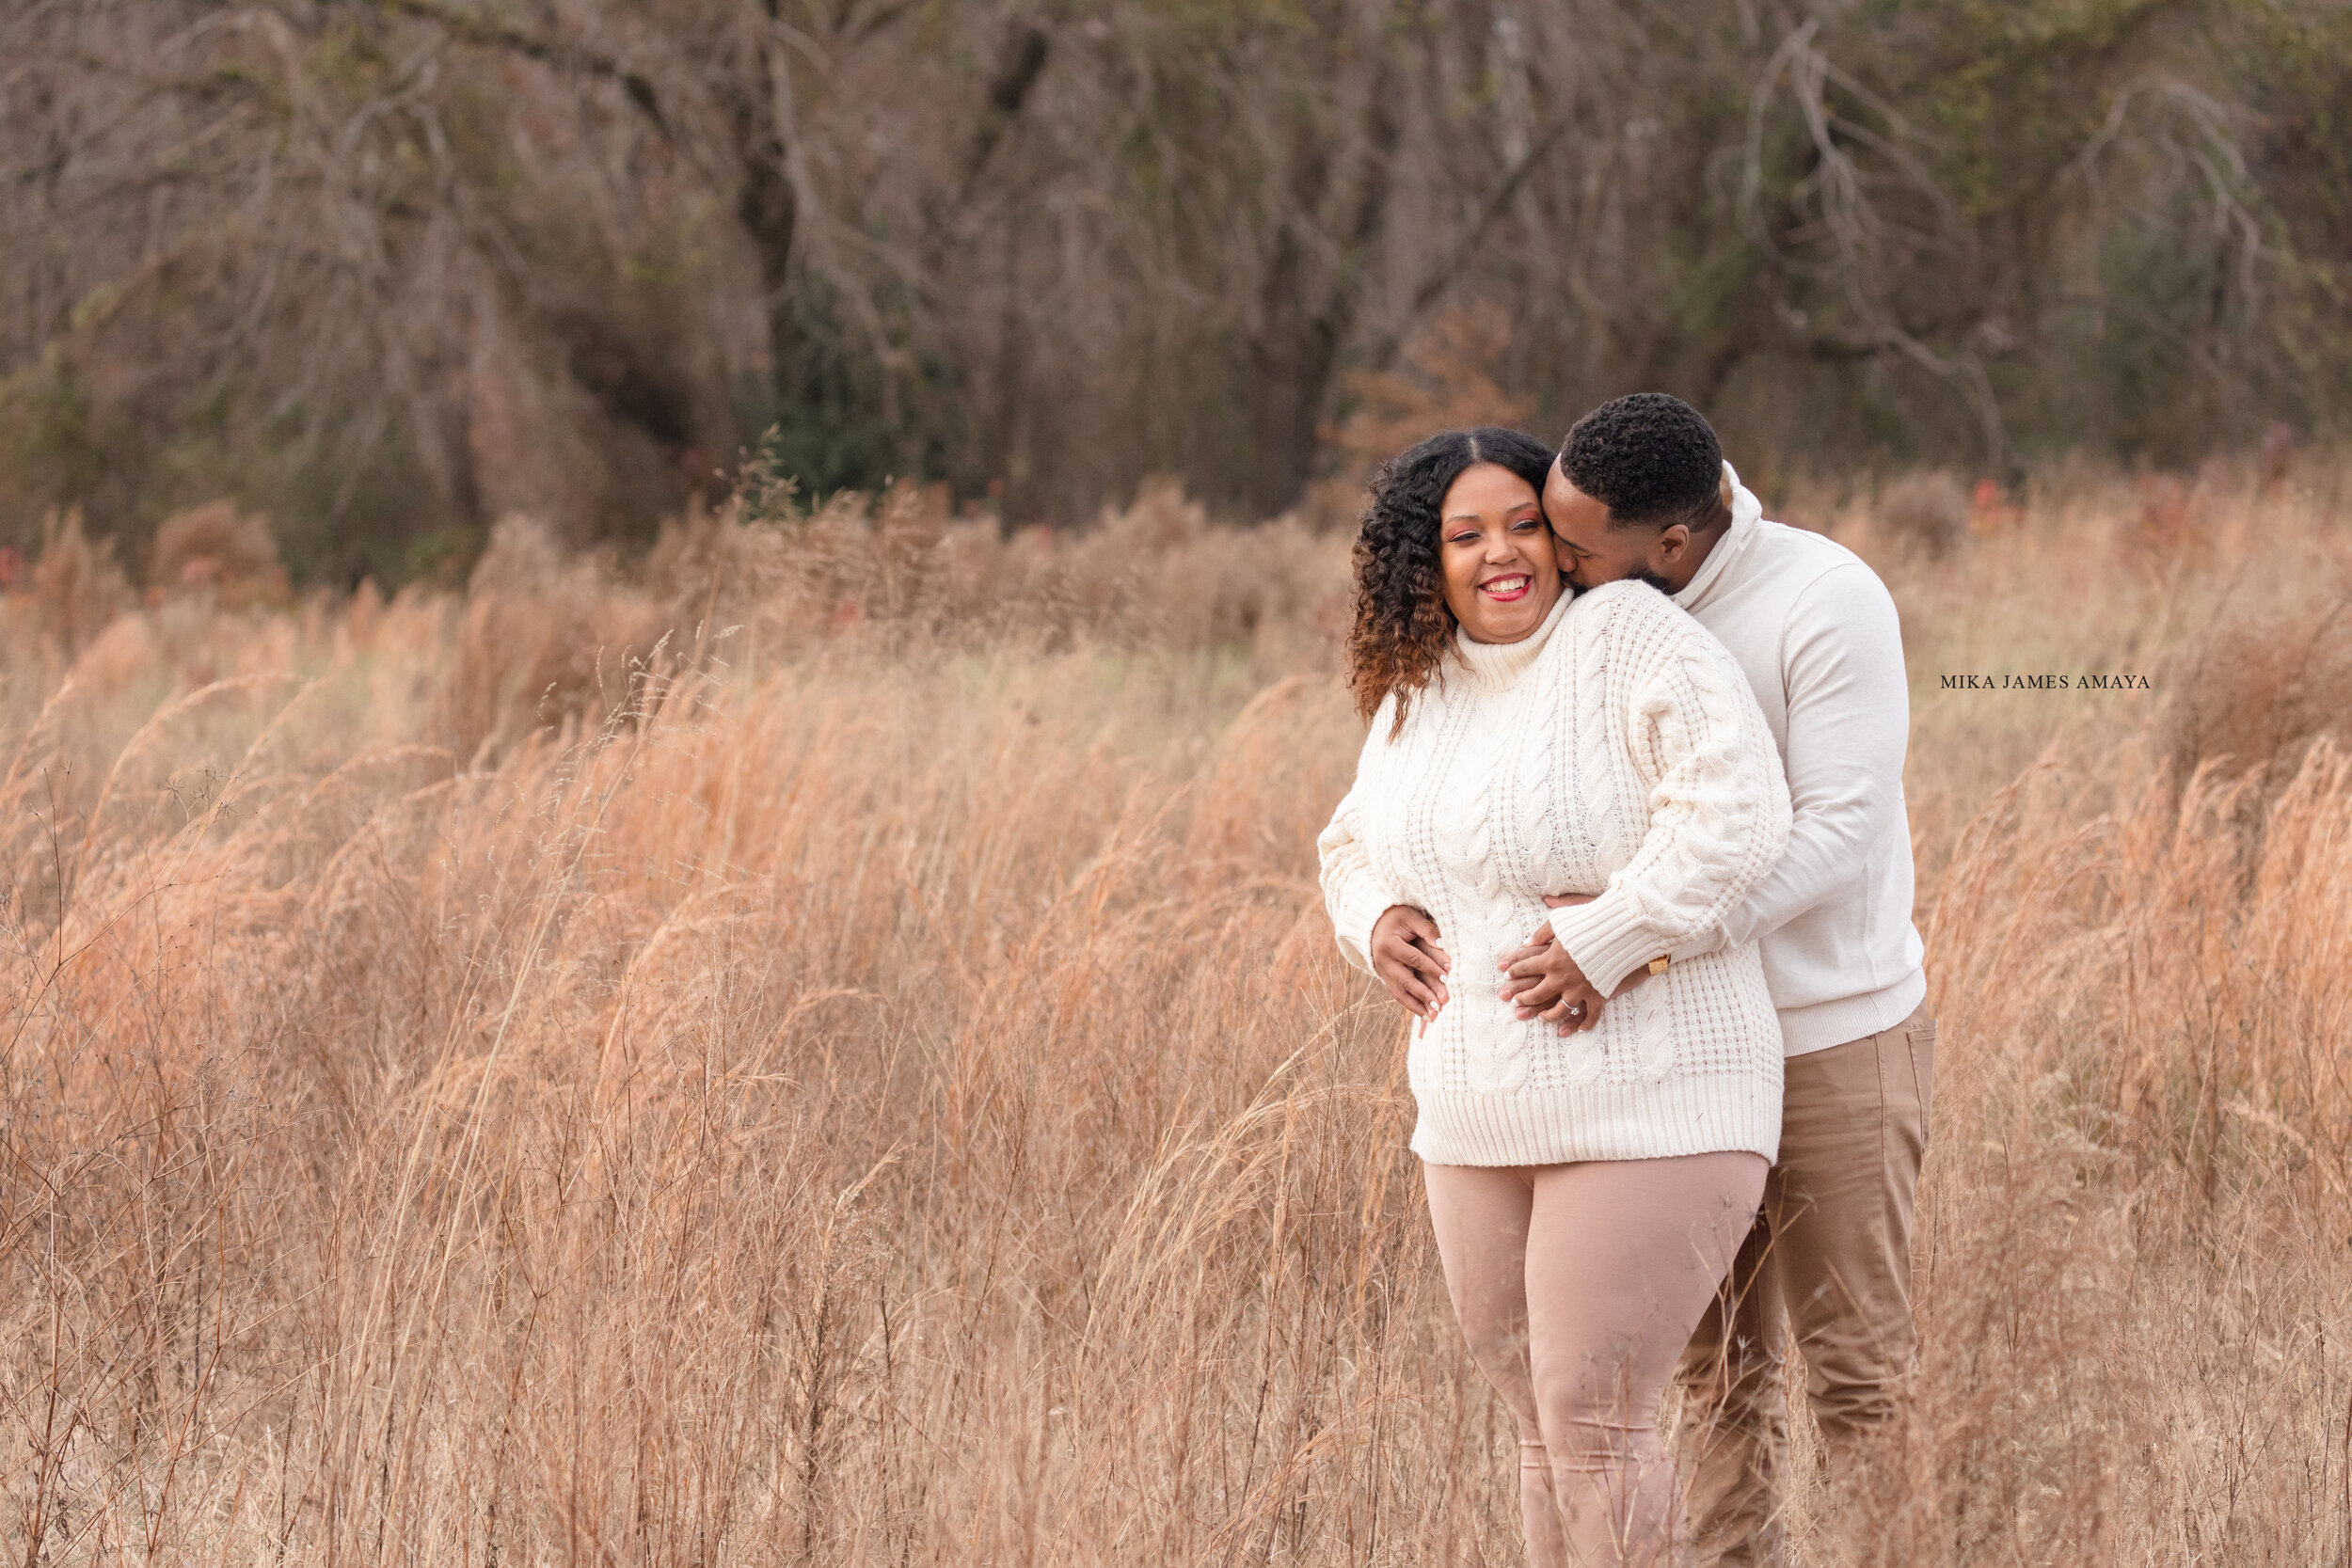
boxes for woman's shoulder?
[1571,578,1744,677]
[1360,673,1450,752]
[1568,578,1695,645]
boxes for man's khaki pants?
[1672,1003,1936,1568]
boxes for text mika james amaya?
[1938,673,2153,690]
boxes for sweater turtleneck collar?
[1451,581,1574,693]
[1674,460,1762,613]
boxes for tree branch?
[1359,111,1572,374]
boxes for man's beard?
[1625,565,1675,593]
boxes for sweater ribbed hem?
[1408,1070,1781,1166]
[1778,967,1927,1057]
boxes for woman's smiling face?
[1438,461,1565,643]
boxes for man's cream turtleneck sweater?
[1665,467,1929,1055]
[1319,579,1793,1166]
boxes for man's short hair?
[1561,393,1724,531]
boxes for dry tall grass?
[4,465,2351,1565]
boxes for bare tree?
[1,0,2344,572]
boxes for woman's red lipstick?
[1480,574,1533,602]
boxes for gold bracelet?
[1647,955,1671,976]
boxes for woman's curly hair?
[1347,425,1560,736]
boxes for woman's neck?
[1452,586,1573,692]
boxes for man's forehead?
[1543,464,1605,514]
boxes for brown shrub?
[1966,477,2024,537]
[1324,306,1532,488]
[2159,599,2352,796]
[1874,469,1970,557]
[27,505,134,650]
[643,471,1349,662]
[149,499,288,609]
[438,514,673,760]
[642,472,955,649]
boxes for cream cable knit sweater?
[1319,580,1794,1165]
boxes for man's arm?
[1672,560,1910,958]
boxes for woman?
[1317,426,1791,1565]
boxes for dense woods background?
[5,0,2350,583]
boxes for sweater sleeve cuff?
[1332,879,1395,976]
[1547,892,1663,996]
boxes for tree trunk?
[1242,56,1397,519]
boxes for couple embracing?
[1318,395,1932,1566]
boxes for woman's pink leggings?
[1423,1152,1767,1566]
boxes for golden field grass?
[5,463,2352,1565]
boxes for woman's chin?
[1466,617,1527,643]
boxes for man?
[1510,392,1933,1566]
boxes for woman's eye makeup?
[1446,515,1543,545]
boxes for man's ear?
[1653,522,1692,566]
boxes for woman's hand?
[1370,905,1451,1021]
[1499,894,1645,1035]
[1499,938,1606,1034]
